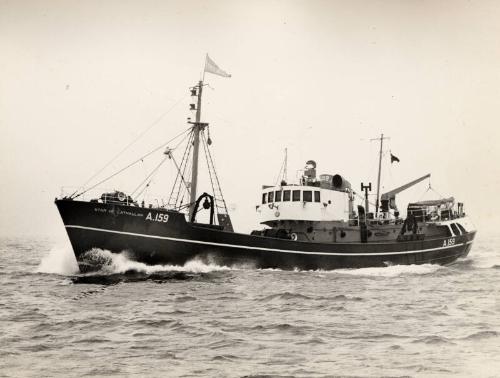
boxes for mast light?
[190,89,198,103]
[189,104,197,116]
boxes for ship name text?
[146,212,169,223]
[93,207,144,217]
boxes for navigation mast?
[371,133,389,217]
[188,81,204,219]
[284,148,287,183]
[186,55,231,223]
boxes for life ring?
[117,191,126,202]
[290,233,298,241]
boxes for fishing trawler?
[55,56,476,272]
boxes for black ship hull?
[56,199,475,272]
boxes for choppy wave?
[460,330,499,341]
[4,236,500,377]
[259,292,313,301]
[333,263,444,277]
[412,335,455,345]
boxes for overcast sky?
[2,0,500,238]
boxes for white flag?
[204,54,231,78]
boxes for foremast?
[188,80,204,220]
[181,65,233,231]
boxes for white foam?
[332,263,443,277]
[257,264,443,277]
[36,240,80,275]
[87,248,232,274]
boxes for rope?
[429,185,444,199]
[201,131,217,207]
[173,155,194,210]
[417,178,444,202]
[274,153,286,186]
[354,191,377,208]
[131,156,168,199]
[134,182,150,202]
[175,202,192,211]
[172,131,194,192]
[201,132,230,214]
[70,94,189,197]
[172,129,192,150]
[71,127,191,199]
[168,130,194,207]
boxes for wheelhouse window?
[456,223,467,234]
[292,190,301,202]
[437,225,452,237]
[275,190,282,202]
[262,193,267,204]
[450,223,461,235]
[314,191,321,202]
[268,191,274,203]
[303,190,312,202]
[283,190,291,201]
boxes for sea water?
[0,234,499,377]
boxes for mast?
[371,133,389,217]
[186,55,231,222]
[284,148,288,183]
[375,133,383,216]
[189,80,203,220]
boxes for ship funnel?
[332,174,351,190]
[319,174,351,191]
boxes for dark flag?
[390,153,400,164]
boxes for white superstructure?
[257,185,352,223]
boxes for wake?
[332,263,444,277]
